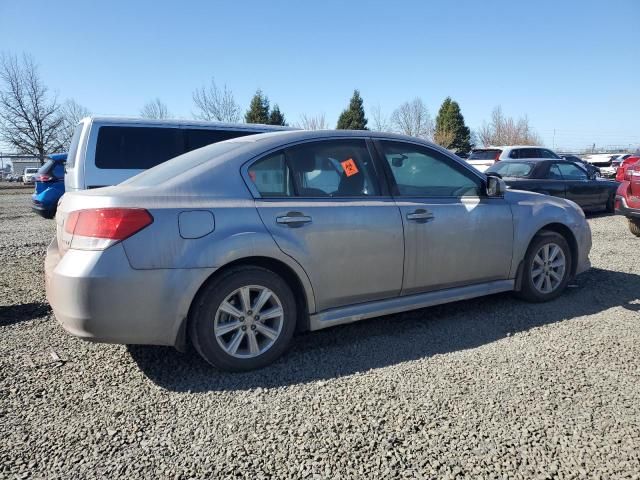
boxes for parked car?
[584,154,618,178]
[467,146,562,172]
[486,159,619,213]
[46,130,592,371]
[615,158,640,236]
[561,154,601,178]
[32,153,67,219]
[22,168,39,185]
[65,116,294,191]
[615,155,640,182]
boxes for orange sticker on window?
[341,158,359,177]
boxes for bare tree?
[390,98,433,139]
[296,113,329,130]
[0,53,64,163]
[369,103,391,132]
[140,98,170,119]
[478,106,542,146]
[192,78,241,123]
[56,99,90,149]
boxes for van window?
[66,123,84,168]
[185,129,255,151]
[95,126,183,169]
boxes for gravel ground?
[1,186,639,479]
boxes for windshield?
[469,149,501,160]
[487,161,534,178]
[122,141,247,187]
[25,168,38,174]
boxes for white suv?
[467,146,561,172]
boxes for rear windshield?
[468,149,501,160]
[122,141,247,187]
[95,126,262,170]
[487,161,535,178]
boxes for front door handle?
[406,209,435,222]
[276,212,312,227]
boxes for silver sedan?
[45,130,591,371]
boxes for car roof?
[82,115,296,132]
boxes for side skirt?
[309,279,515,331]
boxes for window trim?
[371,139,487,199]
[241,137,390,200]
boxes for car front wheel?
[189,266,297,371]
[516,231,572,302]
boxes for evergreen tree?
[268,104,286,126]
[245,89,270,124]
[434,97,472,153]
[336,90,368,130]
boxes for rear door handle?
[406,209,435,222]
[276,212,312,227]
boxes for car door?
[555,162,602,208]
[375,140,514,295]
[248,138,404,312]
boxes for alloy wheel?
[530,243,566,294]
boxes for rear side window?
[248,139,380,198]
[539,149,560,159]
[95,126,183,169]
[469,149,501,160]
[66,123,84,168]
[488,161,534,178]
[249,152,293,197]
[185,129,256,152]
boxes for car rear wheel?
[189,266,296,371]
[629,219,640,237]
[516,231,572,302]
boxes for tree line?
[0,52,542,164]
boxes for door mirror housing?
[486,174,506,197]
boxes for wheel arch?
[175,256,314,351]
[514,222,578,291]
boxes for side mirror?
[486,175,506,197]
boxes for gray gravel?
[1,186,639,479]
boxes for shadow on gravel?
[128,267,640,392]
[0,302,51,326]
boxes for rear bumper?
[45,238,215,346]
[615,195,640,219]
[31,202,55,219]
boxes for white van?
[65,116,293,191]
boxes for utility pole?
[552,129,556,150]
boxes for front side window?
[540,149,561,159]
[556,162,587,180]
[380,141,482,197]
[488,161,534,178]
[547,164,563,179]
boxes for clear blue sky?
[1,0,638,151]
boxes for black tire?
[516,231,572,303]
[189,266,296,371]
[606,192,615,214]
[629,219,640,238]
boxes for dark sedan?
[486,159,619,213]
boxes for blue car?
[32,153,67,219]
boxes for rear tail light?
[63,208,153,250]
[494,151,501,162]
